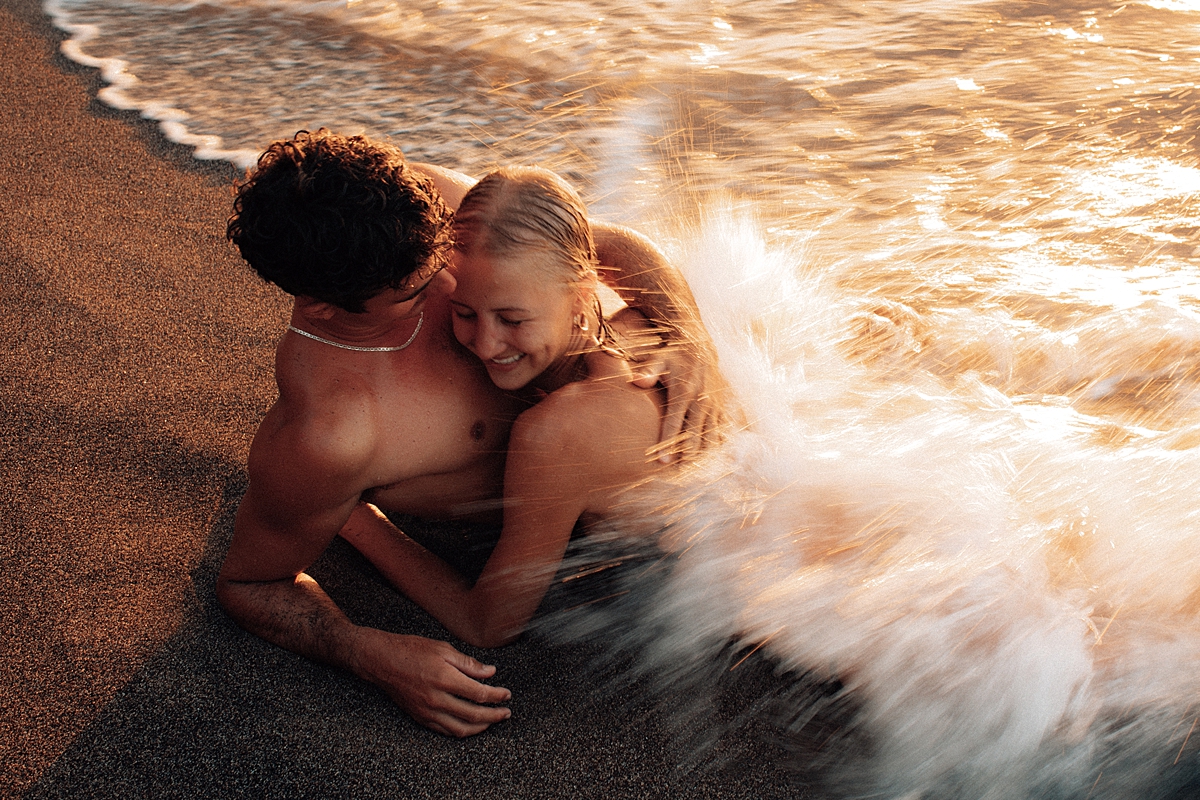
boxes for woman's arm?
[341,386,651,648]
[341,416,585,648]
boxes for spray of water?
[542,203,1200,798]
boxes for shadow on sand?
[25,473,807,800]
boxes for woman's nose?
[471,321,506,360]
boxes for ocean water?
[45,0,1200,796]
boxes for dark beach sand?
[0,1,811,796]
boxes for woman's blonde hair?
[453,166,596,282]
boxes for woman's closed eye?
[452,306,524,327]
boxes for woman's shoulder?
[513,363,661,458]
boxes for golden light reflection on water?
[1142,0,1200,11]
[998,258,1198,310]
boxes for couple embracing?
[217,129,731,737]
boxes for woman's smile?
[449,248,582,391]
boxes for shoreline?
[3,0,241,184]
[42,0,263,172]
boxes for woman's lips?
[489,353,524,369]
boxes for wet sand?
[0,1,804,795]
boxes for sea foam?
[547,210,1200,799]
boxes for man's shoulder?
[249,383,383,492]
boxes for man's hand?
[353,627,512,738]
[593,223,733,461]
[643,343,723,463]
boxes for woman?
[341,166,717,647]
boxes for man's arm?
[409,162,474,210]
[216,413,511,737]
[592,222,730,461]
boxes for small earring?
[576,314,589,332]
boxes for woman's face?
[448,247,584,391]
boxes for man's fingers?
[657,404,688,463]
[424,704,509,739]
[443,693,512,725]
[443,648,498,681]
[679,417,702,461]
[685,402,714,455]
[657,375,701,462]
[409,673,512,738]
[436,648,512,706]
[451,674,512,706]
[422,685,511,738]
[649,429,690,464]
[396,682,510,738]
[656,376,706,463]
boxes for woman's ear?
[571,288,589,318]
[573,270,599,315]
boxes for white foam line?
[43,0,260,170]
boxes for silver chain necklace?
[287,312,424,352]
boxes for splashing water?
[45,0,1200,795]
[548,208,1200,798]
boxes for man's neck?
[290,303,423,351]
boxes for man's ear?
[296,295,338,320]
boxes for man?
[217,130,718,738]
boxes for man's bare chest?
[361,355,520,520]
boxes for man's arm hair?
[217,482,364,669]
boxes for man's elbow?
[214,569,247,621]
[214,562,273,625]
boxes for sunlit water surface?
[46,0,1200,796]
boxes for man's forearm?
[593,222,707,339]
[216,568,514,736]
[216,572,366,677]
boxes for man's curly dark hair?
[227,129,453,313]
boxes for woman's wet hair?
[453,166,597,282]
[227,129,453,313]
